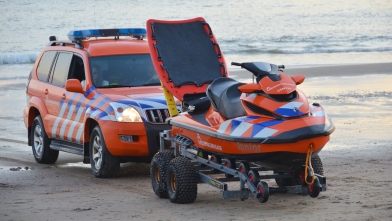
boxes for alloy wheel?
[33,125,43,158]
[92,135,103,170]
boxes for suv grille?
[244,101,275,117]
[145,109,170,123]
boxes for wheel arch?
[27,107,40,146]
[27,97,49,146]
[82,117,99,163]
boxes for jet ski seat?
[206,77,245,119]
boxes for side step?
[50,139,83,155]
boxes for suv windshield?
[89,54,160,88]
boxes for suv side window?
[50,52,73,87]
[68,55,85,82]
[37,51,56,82]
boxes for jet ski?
[146,17,335,204]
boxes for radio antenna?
[94,0,96,28]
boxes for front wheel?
[89,126,120,178]
[31,116,58,164]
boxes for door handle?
[44,89,49,95]
[62,94,66,100]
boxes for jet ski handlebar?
[231,62,242,67]
[231,61,285,82]
[231,62,285,70]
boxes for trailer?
[150,130,326,204]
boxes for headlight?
[109,102,143,122]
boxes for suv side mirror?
[65,79,84,93]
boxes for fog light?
[119,135,133,142]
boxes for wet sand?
[0,63,392,220]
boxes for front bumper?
[99,120,171,157]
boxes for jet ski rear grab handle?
[159,130,327,202]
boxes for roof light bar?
[67,28,147,41]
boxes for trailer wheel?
[210,154,221,173]
[308,177,321,198]
[275,154,324,187]
[238,162,250,175]
[297,154,325,185]
[151,149,175,198]
[311,154,324,175]
[167,156,198,204]
[248,169,260,185]
[224,158,236,178]
[257,181,270,203]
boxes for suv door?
[63,55,87,144]
[46,52,73,140]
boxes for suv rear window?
[37,51,56,82]
[50,52,73,87]
[90,54,160,88]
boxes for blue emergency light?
[67,28,147,41]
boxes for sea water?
[0,0,391,78]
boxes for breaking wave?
[0,76,28,80]
[223,45,392,55]
[308,91,392,101]
[0,53,38,65]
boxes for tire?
[210,154,221,173]
[89,125,120,178]
[238,162,250,174]
[257,181,270,203]
[151,149,175,198]
[31,116,59,164]
[275,154,324,187]
[308,177,321,198]
[224,158,236,179]
[311,154,324,175]
[248,169,260,185]
[167,156,198,204]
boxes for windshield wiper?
[140,82,161,86]
[99,84,131,88]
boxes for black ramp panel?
[153,21,222,87]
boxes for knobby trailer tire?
[311,154,324,175]
[167,156,198,204]
[275,154,324,187]
[151,149,175,198]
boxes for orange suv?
[23,28,171,177]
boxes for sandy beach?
[1,63,392,221]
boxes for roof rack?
[47,39,83,49]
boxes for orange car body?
[24,29,170,168]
